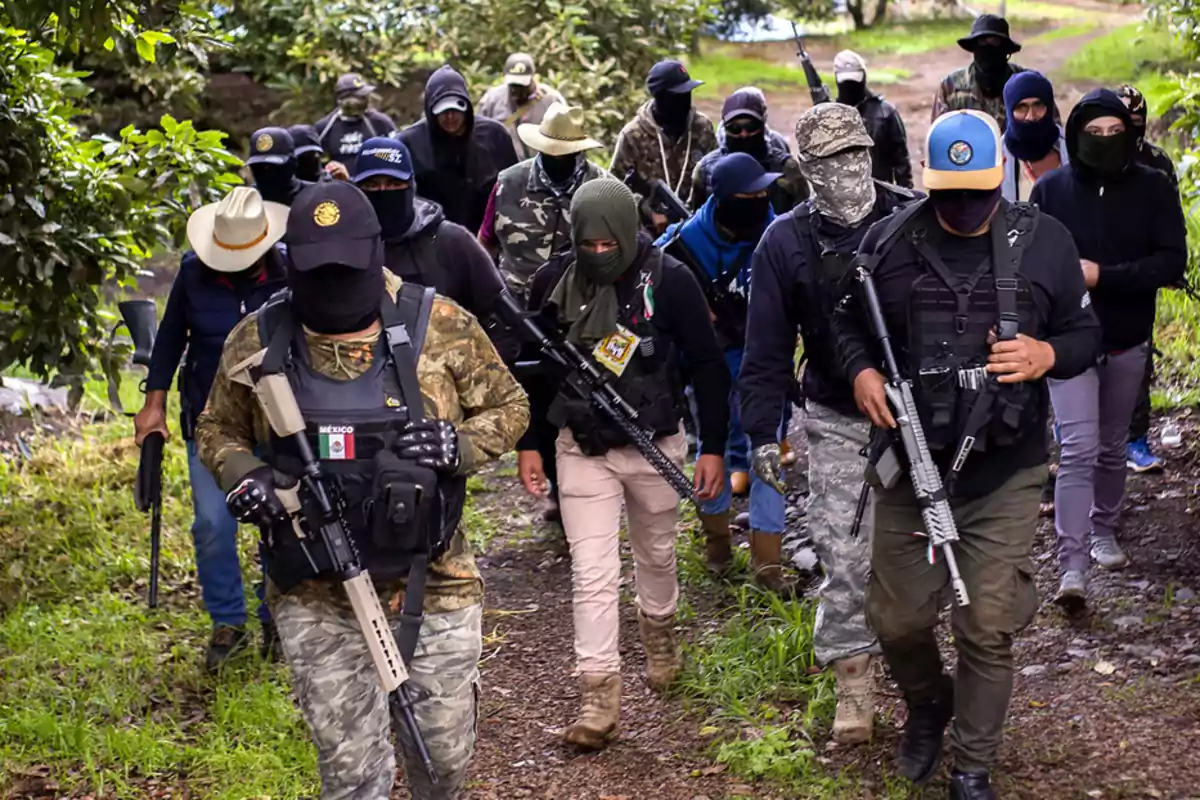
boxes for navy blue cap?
[647,60,703,95]
[284,181,383,272]
[246,127,295,166]
[353,137,415,184]
[711,152,782,199]
[288,124,323,156]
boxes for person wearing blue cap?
[833,109,1101,798]
[1031,89,1186,609]
[655,152,790,591]
[246,126,311,206]
[353,137,506,323]
[1000,71,1066,202]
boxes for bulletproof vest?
[660,232,748,351]
[549,250,683,456]
[866,200,1040,464]
[254,283,466,593]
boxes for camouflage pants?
[272,591,482,800]
[805,402,878,666]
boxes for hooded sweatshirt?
[397,65,520,233]
[1031,88,1186,352]
[609,99,718,211]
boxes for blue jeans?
[692,349,786,534]
[186,441,269,627]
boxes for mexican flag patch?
[318,425,356,460]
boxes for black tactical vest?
[549,250,683,456]
[254,283,466,593]
[864,200,1040,473]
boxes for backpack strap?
[853,196,929,277]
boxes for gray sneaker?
[1090,537,1130,570]
[1054,570,1087,612]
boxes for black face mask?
[726,131,767,159]
[972,46,1010,96]
[288,263,384,334]
[715,195,772,239]
[251,162,297,205]
[652,92,692,138]
[836,80,868,107]
[509,84,533,106]
[1077,131,1130,177]
[540,153,579,185]
[929,187,1002,235]
[296,153,323,182]
[366,187,416,241]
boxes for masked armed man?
[689,88,807,213]
[289,124,330,184]
[477,52,567,161]
[195,180,529,799]
[655,152,792,592]
[833,111,1100,799]
[247,127,311,206]
[832,50,913,188]
[610,60,718,232]
[738,103,919,744]
[514,178,729,751]
[315,73,397,177]
[932,15,1027,132]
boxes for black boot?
[260,619,281,662]
[950,770,996,800]
[204,624,250,674]
[897,682,954,784]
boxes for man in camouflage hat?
[477,53,567,160]
[932,14,1028,132]
[196,179,528,799]
[740,102,919,746]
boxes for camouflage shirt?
[931,63,1027,132]
[195,270,530,613]
[610,100,718,210]
[493,157,609,294]
[477,82,567,161]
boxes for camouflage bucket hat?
[794,103,874,162]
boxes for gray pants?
[805,402,878,666]
[273,586,482,800]
[1048,343,1149,573]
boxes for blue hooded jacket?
[654,194,775,295]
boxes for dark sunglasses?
[725,120,763,136]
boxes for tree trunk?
[848,0,867,29]
[871,0,890,26]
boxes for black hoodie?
[1031,88,1186,352]
[383,195,507,321]
[397,65,519,234]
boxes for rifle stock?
[649,179,691,224]
[791,23,832,106]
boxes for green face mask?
[339,96,369,118]
[575,247,628,285]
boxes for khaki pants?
[556,428,686,674]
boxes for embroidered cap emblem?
[313,201,341,227]
[948,140,973,166]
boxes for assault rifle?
[791,23,831,106]
[228,353,439,783]
[857,267,970,607]
[622,169,691,226]
[498,293,696,503]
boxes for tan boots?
[698,510,732,574]
[638,609,682,690]
[564,672,621,750]
[749,531,798,595]
[831,654,875,744]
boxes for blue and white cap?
[924,110,1003,191]
[353,137,414,183]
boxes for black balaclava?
[288,262,385,334]
[508,83,533,107]
[715,195,771,241]
[652,91,692,139]
[366,186,416,241]
[251,161,298,205]
[973,45,1010,97]
[929,187,1003,235]
[539,152,581,186]
[1066,88,1136,181]
[725,116,768,160]
[836,80,869,107]
[296,152,323,182]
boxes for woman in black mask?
[1031,88,1187,607]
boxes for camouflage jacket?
[932,63,1027,132]
[610,100,718,211]
[477,82,567,161]
[195,270,530,614]
[493,157,609,294]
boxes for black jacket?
[382,197,506,321]
[856,94,913,188]
[834,200,1101,498]
[1031,89,1186,353]
[397,65,519,234]
[518,237,730,456]
[314,109,396,170]
[740,183,917,446]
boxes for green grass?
[828,17,967,57]
[1024,20,1100,45]
[1061,22,1189,84]
[687,47,909,100]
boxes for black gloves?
[398,419,460,473]
[225,466,289,528]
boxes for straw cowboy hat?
[186,186,289,273]
[517,103,602,157]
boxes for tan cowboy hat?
[186,186,288,273]
[517,103,602,157]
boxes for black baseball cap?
[722,88,768,123]
[335,73,375,98]
[246,127,295,166]
[647,60,703,95]
[288,124,324,156]
[284,181,383,272]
